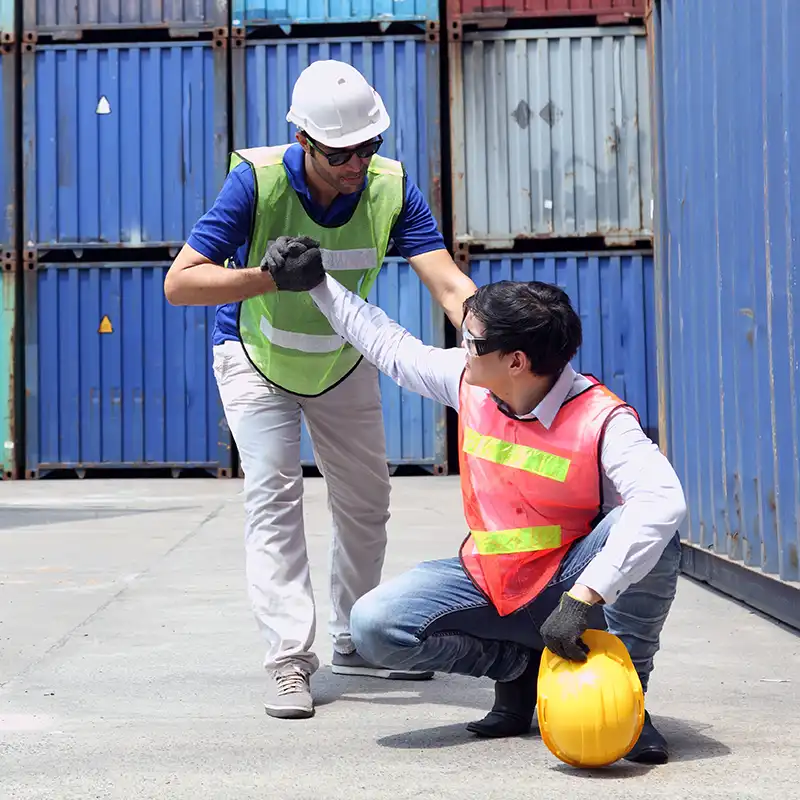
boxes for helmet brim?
[287,94,391,150]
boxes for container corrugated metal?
[450,27,652,248]
[299,257,446,469]
[0,1,13,42]
[468,251,657,438]
[232,0,438,25]
[447,0,644,25]
[22,42,228,252]
[654,0,800,590]
[1,267,15,479]
[23,263,233,477]
[1,45,15,256]
[24,0,227,35]
[232,36,441,223]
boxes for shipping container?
[296,257,446,470]
[447,0,644,27]
[232,35,441,223]
[23,262,233,477]
[450,26,652,249]
[468,251,656,439]
[1,266,16,479]
[0,42,15,257]
[232,0,438,26]
[23,0,228,37]
[22,41,228,254]
[652,0,800,627]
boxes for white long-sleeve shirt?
[309,275,687,605]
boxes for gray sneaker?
[264,667,314,719]
[331,650,434,681]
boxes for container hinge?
[23,248,38,271]
[1,252,15,272]
[449,20,462,43]
[212,27,229,51]
[426,20,439,44]
[22,31,37,52]
[232,26,246,48]
[454,242,469,271]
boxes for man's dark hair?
[463,280,582,377]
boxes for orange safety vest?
[457,375,634,617]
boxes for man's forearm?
[164,262,276,306]
[407,249,477,329]
[438,272,479,329]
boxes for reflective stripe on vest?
[462,426,571,483]
[321,248,378,271]
[259,316,345,354]
[471,525,562,555]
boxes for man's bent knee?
[351,590,420,667]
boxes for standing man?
[164,60,477,720]
[275,250,686,764]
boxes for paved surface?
[1,477,798,799]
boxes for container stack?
[19,2,234,478]
[446,0,659,440]
[230,1,447,473]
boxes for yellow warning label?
[98,315,113,334]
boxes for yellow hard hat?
[537,629,645,768]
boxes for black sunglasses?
[461,320,503,357]
[306,135,383,167]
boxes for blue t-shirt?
[186,143,446,345]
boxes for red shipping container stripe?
[449,0,645,24]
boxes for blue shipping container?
[653,1,800,602]
[232,0,438,25]
[232,35,441,223]
[299,257,446,469]
[22,42,228,252]
[469,252,657,439]
[24,263,233,477]
[0,46,15,255]
[23,0,227,34]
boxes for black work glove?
[539,591,592,662]
[260,235,325,292]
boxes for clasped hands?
[260,236,326,292]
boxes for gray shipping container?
[449,26,653,248]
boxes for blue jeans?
[350,508,682,691]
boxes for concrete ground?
[1,477,798,800]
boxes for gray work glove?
[539,591,592,662]
[260,235,325,292]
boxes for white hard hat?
[286,60,390,149]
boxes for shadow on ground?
[0,506,189,530]
[313,667,731,764]
[313,665,492,711]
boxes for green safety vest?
[230,144,405,397]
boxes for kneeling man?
[276,243,687,764]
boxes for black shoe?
[625,711,669,764]
[466,650,542,738]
